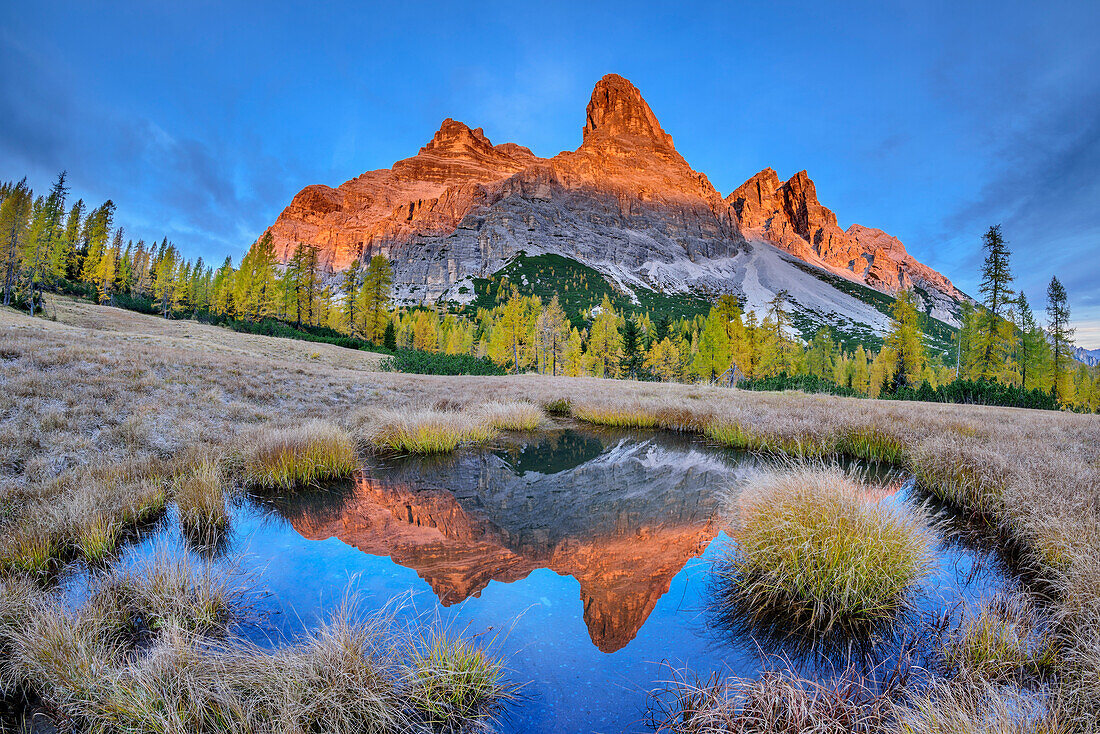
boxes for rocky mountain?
[1074,346,1100,367]
[266,74,967,342]
[286,429,749,653]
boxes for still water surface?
[67,427,1019,733]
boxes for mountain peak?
[419,118,494,156]
[582,74,674,150]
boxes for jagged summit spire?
[582,74,674,150]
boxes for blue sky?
[2,1,1098,346]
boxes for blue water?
[62,427,1020,734]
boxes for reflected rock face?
[285,430,751,653]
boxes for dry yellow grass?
[718,464,933,628]
[174,456,230,530]
[476,400,544,431]
[2,298,1100,727]
[362,408,495,454]
[239,420,359,490]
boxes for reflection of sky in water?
[59,429,1022,734]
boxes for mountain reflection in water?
[277,429,755,653]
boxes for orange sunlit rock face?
[264,74,962,309]
[292,475,718,653]
[282,431,741,653]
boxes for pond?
[61,426,1022,733]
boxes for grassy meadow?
[2,296,1099,732]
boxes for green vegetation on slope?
[789,261,959,356]
[466,252,712,327]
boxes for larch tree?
[22,172,68,315]
[57,198,84,281]
[154,244,179,317]
[644,337,681,382]
[1046,276,1074,404]
[340,259,361,336]
[236,232,277,320]
[491,289,537,372]
[358,254,393,341]
[587,295,623,378]
[805,328,836,380]
[885,289,926,388]
[412,310,439,351]
[853,344,870,394]
[1015,292,1048,391]
[692,306,732,381]
[976,224,1015,379]
[0,179,31,306]
[756,291,794,377]
[80,201,115,284]
[535,295,570,375]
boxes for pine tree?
[382,320,397,351]
[653,313,670,343]
[1046,276,1074,404]
[976,224,1015,379]
[619,315,644,379]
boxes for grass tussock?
[572,403,661,429]
[943,594,1057,682]
[646,668,896,734]
[839,426,909,464]
[543,397,572,415]
[76,515,122,565]
[911,441,1010,519]
[95,552,244,636]
[1,565,513,734]
[410,634,513,731]
[895,679,1067,734]
[717,464,934,629]
[241,420,358,490]
[477,400,543,431]
[175,457,230,531]
[229,610,410,734]
[364,408,494,454]
[0,528,61,576]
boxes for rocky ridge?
[266,74,965,328]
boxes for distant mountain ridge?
[266,74,967,342]
[1074,346,1100,367]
